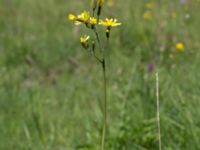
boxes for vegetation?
[1,0,200,150]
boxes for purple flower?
[147,63,154,73]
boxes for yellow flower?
[99,18,121,27]
[108,0,113,7]
[146,2,155,9]
[68,11,90,25]
[143,11,152,20]
[98,0,104,6]
[77,11,90,23]
[90,17,97,25]
[68,13,81,25]
[68,14,76,21]
[80,35,90,43]
[80,35,90,49]
[176,42,184,51]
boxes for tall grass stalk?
[156,72,162,150]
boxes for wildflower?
[68,11,90,26]
[80,35,90,49]
[80,35,90,43]
[89,17,97,29]
[90,17,97,25]
[147,64,154,73]
[68,14,76,21]
[143,11,152,20]
[68,13,81,25]
[146,2,155,9]
[99,18,121,27]
[176,42,184,51]
[77,11,90,23]
[99,18,121,38]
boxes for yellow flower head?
[68,14,76,21]
[69,11,90,25]
[90,17,97,25]
[68,13,81,25]
[146,2,155,9]
[77,11,90,23]
[143,11,152,20]
[99,18,121,27]
[98,0,104,7]
[80,35,90,43]
[176,42,184,51]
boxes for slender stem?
[156,72,162,150]
[92,9,95,17]
[92,48,103,63]
[100,37,109,150]
[93,27,108,150]
[93,28,103,52]
[97,15,100,23]
[101,58,107,150]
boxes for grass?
[1,0,200,149]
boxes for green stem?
[93,28,108,150]
[93,28,103,53]
[101,58,107,150]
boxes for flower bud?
[98,0,104,7]
[97,0,104,16]
[92,0,98,11]
[92,41,96,51]
[106,29,110,38]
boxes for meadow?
[1,0,200,149]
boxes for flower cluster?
[68,11,94,27]
[69,11,121,47]
[68,1,121,49]
[68,11,121,29]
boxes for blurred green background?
[1,0,200,149]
